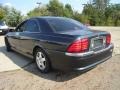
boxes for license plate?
[90,36,106,50]
[94,39,103,48]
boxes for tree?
[83,4,96,16]
[82,4,101,25]
[82,0,114,26]
[105,4,120,26]
[47,0,64,16]
[0,8,5,20]
[64,4,73,17]
[65,4,73,13]
[4,8,22,27]
[111,4,120,26]
[93,0,110,10]
[0,5,23,26]
[27,6,51,18]
[73,12,89,24]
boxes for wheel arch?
[32,45,52,69]
[32,45,49,60]
[33,45,42,56]
[4,36,9,45]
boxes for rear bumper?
[48,44,114,71]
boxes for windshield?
[47,18,88,33]
[0,21,5,26]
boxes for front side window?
[16,20,39,32]
[16,22,26,32]
[47,18,88,33]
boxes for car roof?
[31,16,68,20]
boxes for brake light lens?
[106,34,111,45]
[67,38,89,53]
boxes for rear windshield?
[47,18,88,33]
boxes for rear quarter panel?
[33,33,76,52]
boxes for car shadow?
[0,45,94,82]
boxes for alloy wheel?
[36,52,46,70]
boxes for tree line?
[0,0,120,27]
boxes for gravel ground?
[0,27,120,90]
[0,55,120,90]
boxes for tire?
[34,48,51,73]
[5,38,12,52]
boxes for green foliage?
[0,0,120,26]
[93,0,110,10]
[82,0,120,26]
[26,0,120,26]
[64,4,73,17]
[0,8,5,20]
[27,6,51,18]
[73,12,89,24]
[47,0,64,16]
[105,17,114,26]
[4,8,22,27]
[0,5,23,27]
[27,0,74,18]
[104,4,120,26]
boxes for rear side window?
[38,19,53,33]
[47,18,87,33]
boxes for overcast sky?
[1,0,120,15]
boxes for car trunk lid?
[61,29,110,53]
[59,29,103,36]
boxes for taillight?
[67,38,89,53]
[106,34,111,45]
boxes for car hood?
[0,25,8,29]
